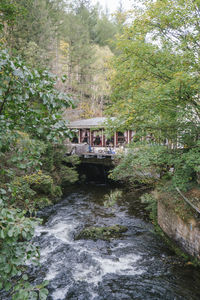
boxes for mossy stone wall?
[158,200,200,259]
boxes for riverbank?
[108,141,200,263]
[156,187,200,263]
[22,185,200,299]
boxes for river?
[30,184,200,300]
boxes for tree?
[60,1,96,107]
[93,14,118,49]
[0,0,25,31]
[108,0,199,142]
[0,49,73,140]
[1,0,67,69]
[107,0,200,190]
[0,49,76,298]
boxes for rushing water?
[29,184,200,300]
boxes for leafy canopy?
[0,48,75,299]
[107,0,200,191]
[107,0,200,146]
[0,49,73,142]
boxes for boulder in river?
[75,225,128,241]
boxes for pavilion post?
[78,129,81,143]
[114,132,117,147]
[128,130,130,144]
[102,129,104,147]
[89,129,92,145]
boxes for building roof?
[68,117,109,129]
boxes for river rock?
[75,225,128,241]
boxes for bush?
[23,171,54,195]
[171,144,200,191]
[110,143,171,187]
[0,206,40,294]
[35,197,52,209]
[9,171,62,210]
[111,142,200,192]
[140,192,158,222]
[0,48,75,299]
[41,144,79,187]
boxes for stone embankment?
[158,200,200,259]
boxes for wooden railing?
[176,187,200,215]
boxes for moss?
[35,197,52,209]
[75,225,128,241]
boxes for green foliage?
[0,206,40,296]
[107,0,200,193]
[107,0,200,141]
[111,142,200,191]
[104,189,123,207]
[34,197,52,209]
[0,0,25,32]
[0,49,78,298]
[140,192,157,221]
[1,0,122,118]
[11,280,49,300]
[110,143,168,186]
[63,154,80,166]
[58,1,120,117]
[9,170,62,210]
[0,130,79,210]
[58,154,80,186]
[93,14,118,50]
[58,165,79,187]
[23,172,54,194]
[0,131,47,177]
[1,0,65,69]
[0,49,73,141]
[42,144,80,187]
[171,144,200,191]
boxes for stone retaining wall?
[158,200,200,259]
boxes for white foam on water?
[45,266,60,281]
[73,253,143,285]
[52,286,71,300]
[39,242,58,263]
[73,264,101,283]
[35,221,76,244]
[34,225,48,237]
[48,222,75,243]
[98,253,143,276]
[111,242,133,250]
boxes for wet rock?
[65,282,92,300]
[75,225,128,241]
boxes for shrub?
[0,206,40,295]
[111,142,200,192]
[104,189,123,207]
[9,171,62,210]
[23,171,54,195]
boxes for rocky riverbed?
[28,184,200,299]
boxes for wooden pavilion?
[68,117,135,150]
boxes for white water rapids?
[28,186,200,300]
